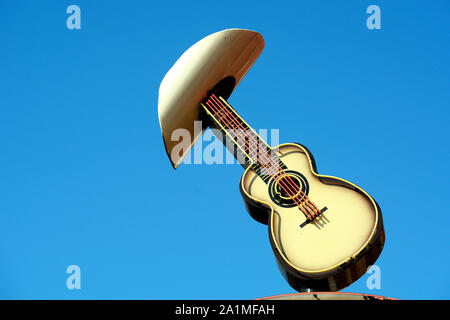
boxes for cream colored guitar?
[158,29,385,292]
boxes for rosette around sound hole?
[268,170,310,208]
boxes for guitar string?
[207,96,319,219]
[205,96,318,219]
[210,95,318,213]
[205,98,315,219]
[205,99,311,219]
[209,95,320,218]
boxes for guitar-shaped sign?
[158,29,385,292]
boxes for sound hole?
[268,170,310,208]
[275,175,301,200]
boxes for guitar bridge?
[300,207,328,228]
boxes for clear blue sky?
[0,1,449,299]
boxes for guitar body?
[240,143,385,291]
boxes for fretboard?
[201,94,286,182]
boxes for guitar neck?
[201,95,286,180]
